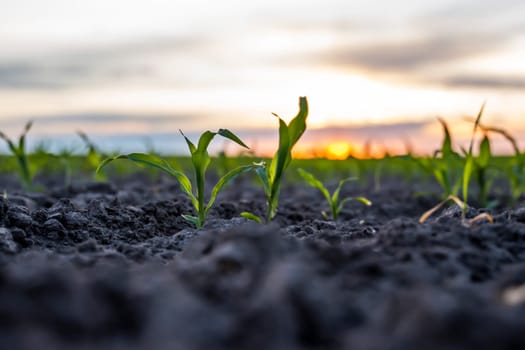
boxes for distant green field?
[2,99,524,227]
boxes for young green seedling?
[473,132,492,207]
[241,96,308,223]
[420,104,493,226]
[461,103,485,215]
[297,168,371,220]
[0,121,33,188]
[78,131,107,180]
[466,119,524,202]
[98,129,261,228]
[52,146,76,187]
[414,118,462,198]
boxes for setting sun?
[325,141,352,160]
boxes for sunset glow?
[1,1,525,155]
[325,141,352,160]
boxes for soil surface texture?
[1,173,525,350]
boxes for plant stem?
[18,155,31,189]
[265,202,272,223]
[195,168,206,228]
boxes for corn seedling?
[460,103,485,215]
[471,131,492,207]
[241,96,308,223]
[50,147,76,187]
[419,194,493,227]
[31,140,55,174]
[0,121,33,189]
[467,120,525,201]
[98,129,261,228]
[297,168,371,220]
[78,131,107,180]
[414,118,462,198]
[420,104,493,226]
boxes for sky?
[1,0,525,157]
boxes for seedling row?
[1,97,524,227]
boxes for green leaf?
[96,156,119,174]
[468,102,485,154]
[196,131,217,155]
[336,196,372,218]
[128,153,195,202]
[19,121,32,154]
[432,169,450,195]
[78,131,101,160]
[188,131,216,218]
[287,96,308,148]
[179,130,196,154]
[86,149,101,168]
[0,122,34,188]
[477,124,519,157]
[266,117,291,221]
[263,97,309,222]
[254,161,270,196]
[97,153,197,207]
[23,121,33,134]
[462,154,474,213]
[0,133,18,155]
[267,184,281,220]
[205,164,261,214]
[352,196,372,206]
[77,130,90,144]
[459,104,485,213]
[478,134,491,168]
[297,168,330,203]
[240,212,263,223]
[438,118,454,159]
[269,118,290,186]
[218,129,249,149]
[331,177,357,206]
[181,214,200,227]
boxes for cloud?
[0,36,207,90]
[0,63,66,89]
[308,121,430,138]
[319,34,505,73]
[439,75,525,90]
[0,112,200,128]
[292,2,525,79]
[419,0,525,25]
[232,121,431,141]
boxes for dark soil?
[1,173,525,350]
